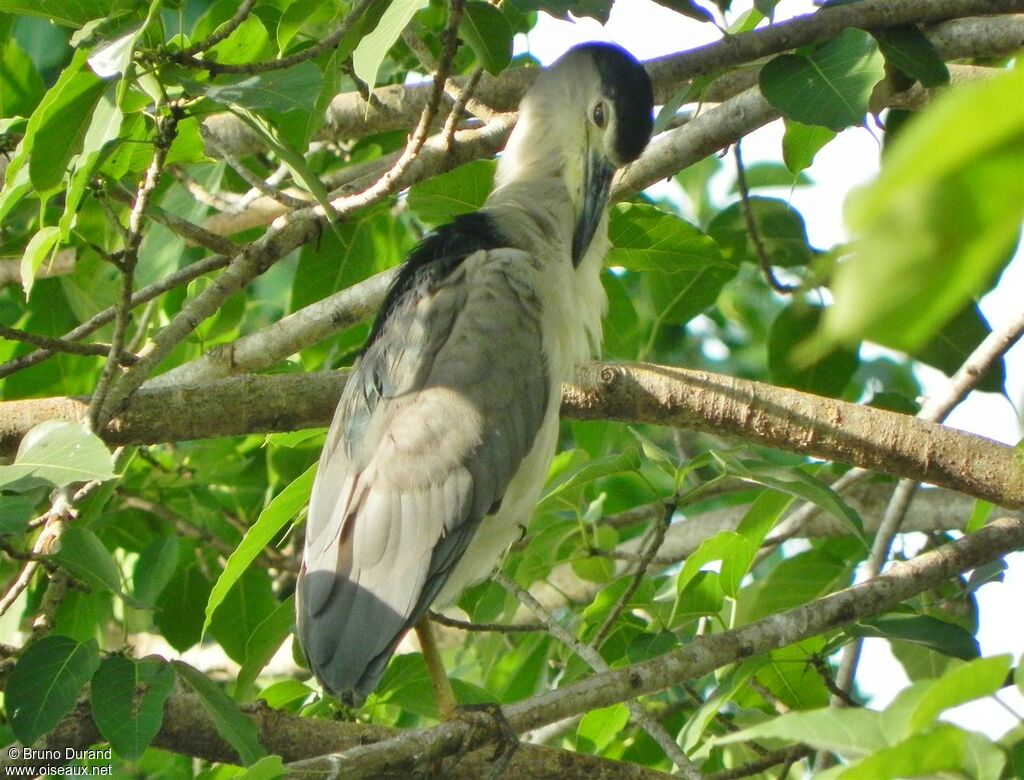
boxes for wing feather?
[297,241,549,700]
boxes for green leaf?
[729,161,813,192]
[207,15,272,65]
[155,551,215,652]
[0,0,138,27]
[760,29,885,131]
[194,62,323,115]
[913,304,1004,393]
[90,656,175,760]
[782,119,835,174]
[235,755,288,780]
[28,51,107,192]
[0,495,34,535]
[7,636,101,745]
[407,160,496,225]
[50,527,140,605]
[577,703,630,753]
[849,614,979,661]
[461,2,513,75]
[769,304,859,397]
[871,25,949,89]
[0,419,117,491]
[0,37,45,117]
[718,456,865,543]
[19,225,61,297]
[907,655,1013,733]
[716,705,887,757]
[610,203,736,327]
[539,449,641,508]
[838,724,966,779]
[674,531,753,603]
[707,197,814,268]
[352,0,429,89]
[814,67,1024,355]
[133,535,180,607]
[609,203,721,273]
[172,661,267,765]
[235,595,296,702]
[209,567,278,664]
[203,463,314,636]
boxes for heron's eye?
[592,101,606,128]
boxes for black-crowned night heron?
[297,42,654,707]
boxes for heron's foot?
[452,702,519,775]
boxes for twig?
[734,141,798,294]
[708,746,813,780]
[591,500,676,647]
[0,324,136,364]
[429,611,545,633]
[0,253,232,380]
[177,0,257,58]
[201,130,310,211]
[495,572,703,779]
[157,0,377,76]
[90,108,181,431]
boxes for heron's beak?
[572,153,614,267]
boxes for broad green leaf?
[782,119,835,174]
[50,527,140,605]
[707,197,815,268]
[907,654,1013,733]
[738,542,855,624]
[539,449,641,508]
[207,15,272,65]
[716,705,887,757]
[194,62,323,115]
[209,568,279,664]
[717,456,865,543]
[0,37,45,116]
[7,636,101,745]
[769,304,859,397]
[848,614,979,661]
[813,67,1024,355]
[609,203,721,272]
[0,495,34,535]
[680,660,763,751]
[913,304,1004,393]
[839,724,966,779]
[352,0,429,89]
[90,656,175,760]
[59,83,124,239]
[0,419,117,491]
[235,756,288,779]
[203,463,314,636]
[28,51,107,191]
[0,0,137,26]
[235,595,296,702]
[871,25,949,88]
[133,535,180,607]
[671,570,724,624]
[156,551,215,652]
[729,161,813,192]
[734,488,793,550]
[19,225,60,297]
[407,160,496,225]
[577,703,630,753]
[674,531,753,602]
[461,2,513,75]
[760,29,884,131]
[172,661,267,766]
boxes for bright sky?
[519,0,1024,740]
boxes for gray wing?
[297,248,548,700]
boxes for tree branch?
[1,362,1021,507]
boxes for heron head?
[538,43,654,265]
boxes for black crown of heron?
[297,42,654,702]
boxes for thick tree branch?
[199,6,1024,157]
[1,363,1021,507]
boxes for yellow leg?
[415,618,459,720]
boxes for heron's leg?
[414,617,459,720]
